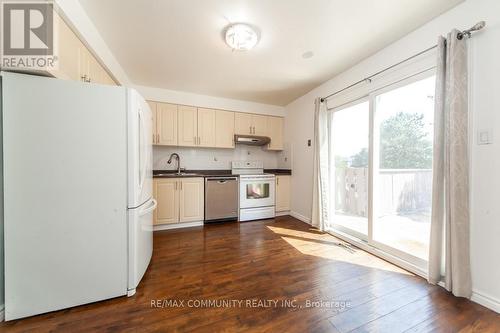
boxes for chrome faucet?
[167,153,181,174]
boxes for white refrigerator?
[1,72,155,320]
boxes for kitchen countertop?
[153,169,292,178]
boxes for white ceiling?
[78,0,463,106]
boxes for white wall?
[134,84,285,117]
[284,0,500,312]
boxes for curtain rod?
[320,21,486,103]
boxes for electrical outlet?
[478,129,493,145]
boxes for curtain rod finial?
[458,21,486,40]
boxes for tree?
[350,148,368,167]
[343,112,432,169]
[379,112,432,169]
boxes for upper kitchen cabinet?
[215,110,235,148]
[197,108,216,147]
[55,13,81,81]
[178,105,198,147]
[146,102,283,150]
[235,113,253,135]
[156,103,178,146]
[234,113,268,136]
[266,116,284,150]
[252,115,268,136]
[50,11,117,85]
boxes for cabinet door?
[197,108,216,147]
[157,103,178,145]
[179,178,205,222]
[88,54,104,84]
[147,101,157,144]
[55,13,81,81]
[154,179,179,224]
[252,114,268,136]
[77,43,91,83]
[275,175,291,212]
[178,106,198,147]
[267,116,284,150]
[235,113,252,135]
[215,110,235,148]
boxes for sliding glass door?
[372,76,435,265]
[331,100,370,240]
[329,72,436,270]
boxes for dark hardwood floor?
[1,216,499,332]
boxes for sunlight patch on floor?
[266,225,411,275]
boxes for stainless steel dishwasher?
[205,176,238,223]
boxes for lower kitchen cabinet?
[153,177,204,225]
[179,178,205,222]
[275,175,291,212]
[153,178,179,225]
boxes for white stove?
[232,161,276,221]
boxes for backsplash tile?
[153,146,280,170]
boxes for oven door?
[240,177,275,209]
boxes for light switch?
[478,129,493,145]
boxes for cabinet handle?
[153,133,155,143]
[81,75,87,82]
[180,181,182,191]
[157,133,160,143]
[175,181,177,190]
[249,126,252,134]
[277,177,279,186]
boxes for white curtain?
[428,30,472,298]
[311,98,330,231]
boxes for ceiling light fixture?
[225,23,259,51]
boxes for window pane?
[331,101,369,237]
[373,76,435,260]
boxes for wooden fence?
[334,168,432,217]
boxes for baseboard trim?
[290,211,312,225]
[275,211,290,217]
[153,221,203,231]
[471,289,500,314]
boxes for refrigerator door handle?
[140,199,157,216]
[138,108,147,190]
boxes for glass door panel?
[372,76,435,262]
[331,100,369,239]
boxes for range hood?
[234,134,271,146]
